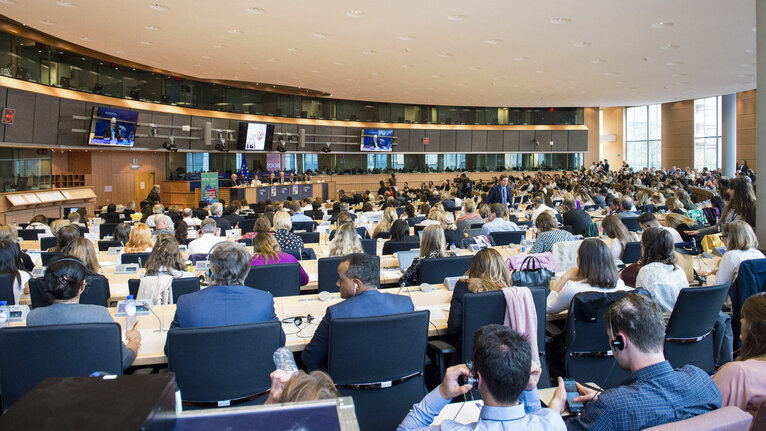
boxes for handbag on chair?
[510,255,555,292]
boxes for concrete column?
[721,94,737,178]
[757,1,766,246]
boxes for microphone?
[142,300,165,333]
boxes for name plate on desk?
[444,276,461,291]
[195,261,209,272]
[225,229,241,238]
[9,305,30,321]
[32,266,46,277]
[107,247,123,255]
[84,232,99,242]
[115,264,140,274]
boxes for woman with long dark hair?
[635,227,689,312]
[0,240,30,304]
[689,177,756,237]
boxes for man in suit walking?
[164,242,285,354]
[302,253,414,371]
[486,174,513,206]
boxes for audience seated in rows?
[0,239,31,304]
[123,223,153,254]
[635,227,689,312]
[187,219,226,255]
[399,225,455,287]
[482,203,519,236]
[530,211,574,254]
[251,232,309,286]
[273,210,304,250]
[705,221,764,286]
[602,215,639,261]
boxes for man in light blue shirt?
[482,204,520,236]
[289,200,313,222]
[398,325,565,431]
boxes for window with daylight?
[625,105,661,170]
[694,96,721,170]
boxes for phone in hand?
[563,378,584,413]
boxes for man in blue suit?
[302,253,414,371]
[486,175,513,206]
[164,242,284,354]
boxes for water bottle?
[273,347,299,375]
[449,242,457,254]
[0,300,9,328]
[125,295,137,331]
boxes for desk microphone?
[143,300,165,333]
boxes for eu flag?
[240,158,250,182]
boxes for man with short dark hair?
[164,242,285,354]
[487,174,512,205]
[549,293,720,430]
[562,199,593,236]
[398,325,565,430]
[193,200,209,220]
[305,200,325,220]
[616,197,639,221]
[482,203,520,235]
[638,212,684,243]
[302,253,413,371]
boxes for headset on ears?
[465,361,479,386]
[353,282,358,296]
[609,318,625,351]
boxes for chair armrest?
[427,340,456,355]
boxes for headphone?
[353,282,358,296]
[281,314,314,327]
[609,318,625,352]
[464,361,479,386]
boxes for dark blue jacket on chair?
[301,289,414,371]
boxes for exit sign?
[1,108,14,124]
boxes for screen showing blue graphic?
[89,107,139,147]
[361,129,393,151]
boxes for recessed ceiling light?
[0,0,17,4]
[447,14,467,21]
[267,58,278,62]
[56,1,75,6]
[362,50,375,55]
[752,27,757,32]
[745,48,755,53]
[149,3,167,11]
[140,41,152,45]
[535,70,548,74]
[312,32,326,38]
[549,18,571,24]
[333,61,344,65]
[144,25,158,31]
[247,7,265,14]
[371,72,381,76]
[615,80,628,85]
[431,74,440,78]
[514,56,529,61]
[401,64,413,68]
[250,66,259,70]
[398,35,415,41]
[40,19,56,25]
[228,29,242,35]
[311,70,321,73]
[741,63,755,67]
[591,58,606,63]
[200,55,210,59]
[80,36,90,41]
[469,66,481,71]
[347,10,365,17]
[485,39,502,45]
[665,61,683,66]
[572,42,591,48]
[212,44,224,49]
[651,21,673,28]
[603,71,618,76]
[287,47,300,52]
[438,53,453,58]
[660,44,679,50]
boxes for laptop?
[397,249,420,271]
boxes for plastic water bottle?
[125,295,137,331]
[273,347,299,375]
[450,242,457,254]
[0,300,9,328]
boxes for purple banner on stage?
[267,153,281,172]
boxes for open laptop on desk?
[397,249,420,271]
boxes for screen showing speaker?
[88,107,139,147]
[237,122,275,151]
[361,129,393,151]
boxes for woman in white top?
[602,215,639,260]
[705,221,764,286]
[547,238,630,314]
[0,239,31,305]
[635,227,689,312]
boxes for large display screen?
[88,107,138,147]
[361,129,393,151]
[237,122,274,151]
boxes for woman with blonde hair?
[49,219,71,236]
[635,191,650,208]
[266,370,340,404]
[251,232,309,286]
[273,210,304,250]
[651,193,666,206]
[602,215,639,260]
[329,223,363,256]
[705,221,764,286]
[372,207,398,239]
[663,212,704,243]
[399,224,452,286]
[123,223,153,253]
[440,211,463,248]
[666,197,686,214]
[62,237,101,273]
[418,208,442,227]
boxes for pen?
[130,321,139,332]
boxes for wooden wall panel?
[600,107,624,166]
[57,98,88,147]
[661,100,694,169]
[88,150,167,206]
[582,107,599,165]
[737,90,756,167]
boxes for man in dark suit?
[458,173,474,199]
[305,200,325,220]
[339,190,355,205]
[210,202,232,231]
[561,198,593,236]
[225,201,245,227]
[302,253,414,371]
[164,242,285,354]
[193,200,209,220]
[486,174,513,206]
[738,160,749,173]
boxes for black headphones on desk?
[282,314,315,327]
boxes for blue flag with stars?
[239,158,250,182]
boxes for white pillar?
[721,94,737,178]
[757,1,766,246]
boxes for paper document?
[432,400,483,425]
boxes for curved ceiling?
[0,0,756,107]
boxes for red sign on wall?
[422,137,429,145]
[1,108,14,125]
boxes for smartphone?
[563,378,584,413]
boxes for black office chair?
[237,238,253,247]
[413,224,427,237]
[583,205,598,212]
[97,240,123,252]
[127,277,200,304]
[489,230,526,246]
[375,231,391,239]
[469,222,484,229]
[0,273,16,305]
[561,225,573,233]
[564,290,635,390]
[167,321,282,406]
[361,238,377,256]
[406,216,425,227]
[188,253,208,265]
[730,259,766,346]
[296,231,320,244]
[282,248,317,260]
[30,275,111,309]
[517,220,534,228]
[418,255,474,284]
[622,241,642,264]
[78,226,89,235]
[382,240,420,255]
[0,323,124,410]
[18,229,45,241]
[318,255,380,292]
[655,205,668,213]
[621,216,641,232]
[291,221,316,232]
[238,219,256,234]
[664,283,730,373]
[40,252,63,266]
[328,311,429,431]
[244,263,301,297]
[99,223,120,239]
[121,252,151,267]
[39,236,57,251]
